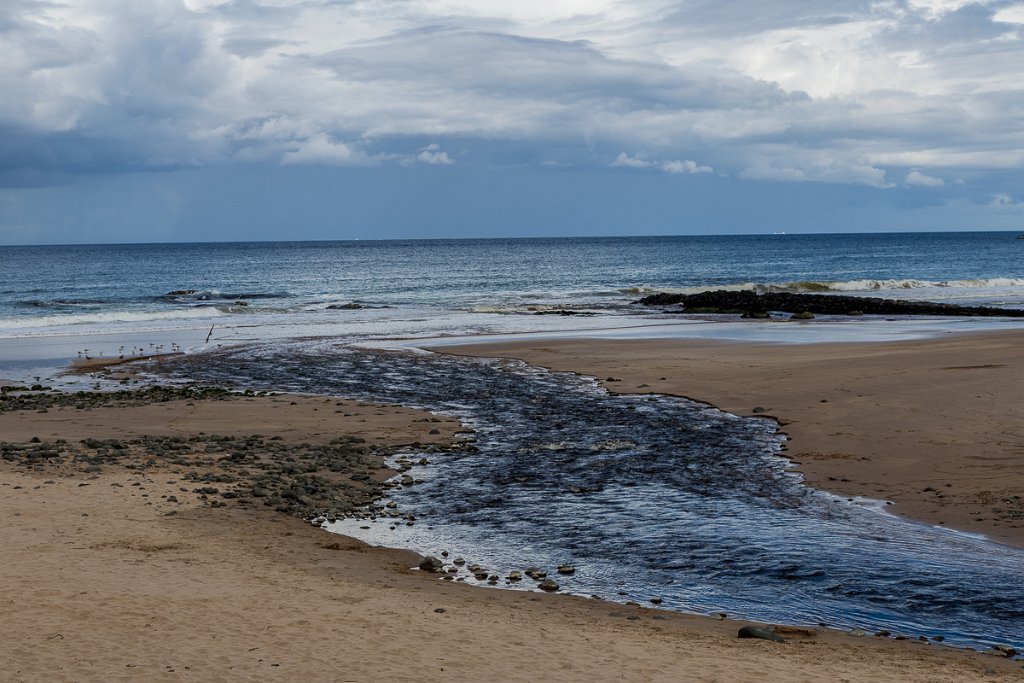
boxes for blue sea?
[3,231,1024,651]
[2,232,1024,380]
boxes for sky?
[3,0,1024,244]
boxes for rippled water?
[167,341,1024,651]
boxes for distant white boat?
[772,231,786,235]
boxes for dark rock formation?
[737,625,786,643]
[418,556,445,572]
[636,290,1024,317]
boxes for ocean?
[3,231,1024,650]
[2,231,1024,382]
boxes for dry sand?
[437,328,1024,548]
[3,390,1020,681]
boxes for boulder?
[737,626,786,643]
[418,556,444,572]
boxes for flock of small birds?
[76,342,182,361]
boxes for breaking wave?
[625,278,1024,297]
[0,307,222,331]
[18,298,113,308]
[470,304,594,314]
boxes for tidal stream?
[166,340,1024,652]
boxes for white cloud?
[611,152,654,169]
[660,159,714,174]
[3,0,1024,189]
[612,153,712,174]
[994,3,1024,24]
[280,135,372,166]
[905,170,945,187]
[740,161,890,187]
[990,192,1021,207]
[417,143,454,165]
[908,0,992,19]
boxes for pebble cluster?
[408,552,582,593]
[0,386,466,521]
[0,385,234,413]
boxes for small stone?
[433,608,447,614]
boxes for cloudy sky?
[3,0,1024,243]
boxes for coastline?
[1,387,1018,681]
[431,327,1024,548]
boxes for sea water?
[2,232,1024,381]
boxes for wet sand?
[2,389,1019,681]
[437,328,1024,548]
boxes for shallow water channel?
[168,340,1024,651]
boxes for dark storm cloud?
[2,0,1024,227]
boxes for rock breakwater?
[636,290,1024,317]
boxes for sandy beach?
[437,328,1024,548]
[2,382,1021,681]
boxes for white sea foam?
[0,306,222,331]
[799,277,1024,292]
[469,304,592,314]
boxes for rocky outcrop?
[636,290,1024,317]
[737,625,786,643]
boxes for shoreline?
[1,387,1019,680]
[431,327,1024,548]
